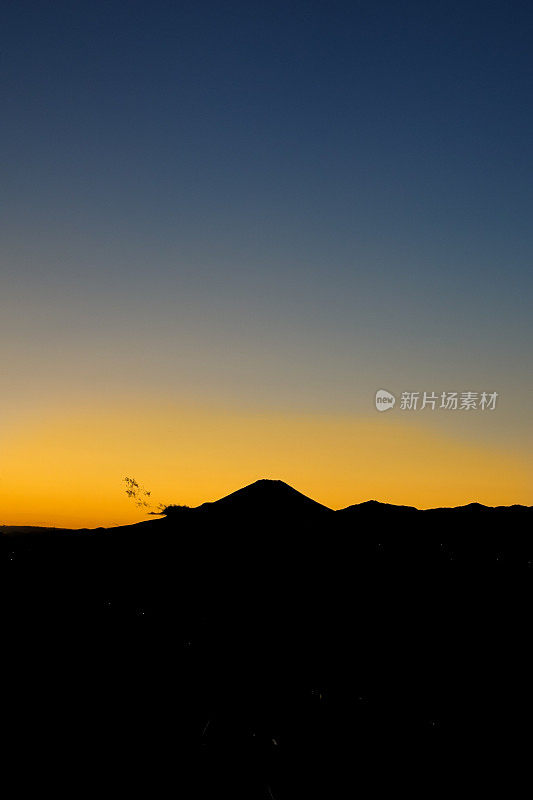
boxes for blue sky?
[1,1,532,521]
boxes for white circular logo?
[375,389,396,412]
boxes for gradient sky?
[2,0,532,525]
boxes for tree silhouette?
[123,476,152,508]
[123,477,189,514]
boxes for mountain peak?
[194,478,331,514]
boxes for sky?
[1,0,532,525]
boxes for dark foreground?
[2,512,532,796]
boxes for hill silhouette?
[340,499,418,512]
[426,501,533,512]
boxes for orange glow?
[1,397,530,527]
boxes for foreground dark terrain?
[2,482,532,795]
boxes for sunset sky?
[2,1,532,526]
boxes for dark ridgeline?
[193,478,332,514]
[2,479,532,796]
[157,478,533,514]
[340,499,418,511]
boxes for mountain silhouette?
[428,502,533,512]
[3,474,533,798]
[191,478,332,514]
[427,501,493,512]
[340,499,418,512]
[159,480,531,516]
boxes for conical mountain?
[194,479,331,514]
